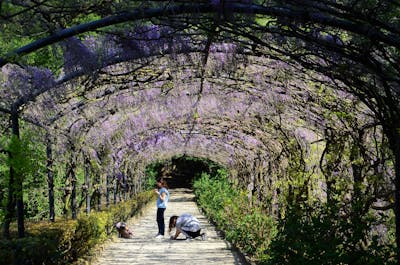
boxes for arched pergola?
[0,0,399,260]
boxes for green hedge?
[193,171,277,263]
[193,172,397,265]
[0,190,154,265]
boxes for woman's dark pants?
[157,208,166,235]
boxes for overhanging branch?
[1,2,399,68]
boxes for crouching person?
[168,213,206,240]
[115,222,134,239]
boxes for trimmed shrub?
[0,190,154,265]
[193,172,277,263]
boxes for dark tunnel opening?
[145,155,224,189]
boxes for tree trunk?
[3,170,15,238]
[11,108,24,237]
[113,175,117,205]
[106,174,110,208]
[96,174,101,211]
[46,133,55,222]
[71,174,77,219]
[84,156,90,214]
[71,170,77,219]
[388,128,400,262]
[70,145,77,219]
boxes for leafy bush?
[0,190,154,265]
[193,171,277,263]
[266,203,397,265]
[0,236,60,265]
[193,171,396,264]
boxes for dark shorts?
[182,229,201,238]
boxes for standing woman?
[154,177,169,239]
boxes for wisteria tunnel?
[0,1,399,264]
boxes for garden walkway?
[91,188,249,265]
